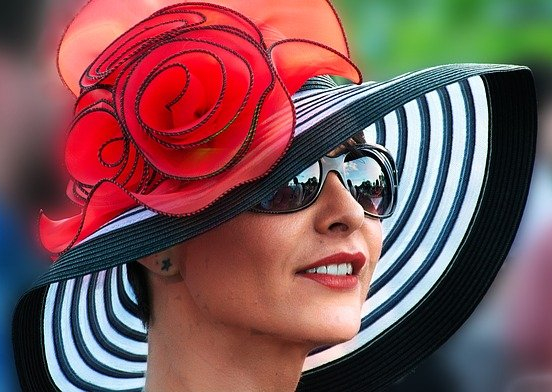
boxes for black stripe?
[372,95,431,276]
[104,268,148,342]
[13,286,59,391]
[394,106,408,181]
[377,106,407,260]
[375,118,386,146]
[117,264,141,315]
[361,83,462,328]
[88,272,147,362]
[52,280,112,390]
[296,75,337,93]
[70,276,144,377]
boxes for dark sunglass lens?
[344,155,391,216]
[255,162,320,211]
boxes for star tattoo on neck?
[161,258,172,272]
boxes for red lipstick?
[297,252,366,290]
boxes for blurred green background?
[336,0,552,79]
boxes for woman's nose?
[312,171,366,235]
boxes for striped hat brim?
[13,63,537,391]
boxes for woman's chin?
[319,325,360,345]
[300,315,362,347]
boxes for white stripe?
[121,264,139,305]
[293,82,359,112]
[366,88,447,315]
[378,110,400,246]
[382,110,400,165]
[77,207,157,246]
[374,98,422,279]
[361,123,377,144]
[45,282,83,391]
[293,66,444,137]
[109,267,148,334]
[94,270,148,355]
[77,274,146,372]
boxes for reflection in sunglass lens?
[253,146,395,217]
[345,155,390,216]
[257,162,320,211]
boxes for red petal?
[270,40,362,94]
[74,88,113,113]
[40,212,84,254]
[82,19,192,88]
[66,108,125,184]
[40,182,138,254]
[66,180,89,206]
[81,4,266,90]
[43,75,294,254]
[59,0,351,95]
[50,0,356,256]
[116,30,276,179]
[132,75,294,213]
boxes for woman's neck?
[143,289,314,392]
[146,327,309,391]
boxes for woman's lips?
[296,252,366,289]
[300,273,359,289]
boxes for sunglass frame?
[251,143,398,219]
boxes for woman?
[12,0,536,391]
[129,139,393,391]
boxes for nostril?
[328,222,349,232]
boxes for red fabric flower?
[41,0,361,254]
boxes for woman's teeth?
[304,263,353,276]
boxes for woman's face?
[172,170,382,347]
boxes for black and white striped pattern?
[14,64,536,392]
[44,265,147,391]
[44,74,489,390]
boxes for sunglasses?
[251,144,398,219]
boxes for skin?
[139,165,383,392]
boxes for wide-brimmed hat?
[13,1,536,391]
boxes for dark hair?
[126,261,151,327]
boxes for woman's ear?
[138,247,181,278]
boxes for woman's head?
[129,141,396,346]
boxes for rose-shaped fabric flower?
[41,0,361,254]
